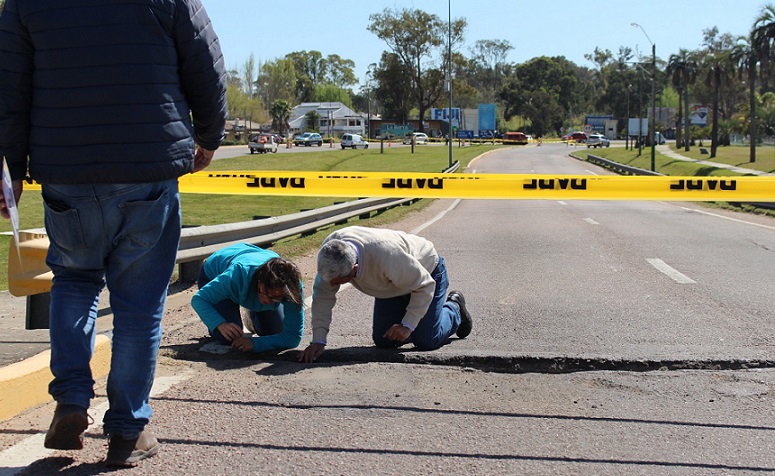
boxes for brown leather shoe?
[44,404,89,450]
[105,430,160,467]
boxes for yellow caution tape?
[22,171,774,201]
[175,171,774,202]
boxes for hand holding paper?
[1,157,23,221]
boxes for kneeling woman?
[192,243,304,353]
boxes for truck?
[627,119,665,145]
[248,134,278,154]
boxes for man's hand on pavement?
[298,343,326,363]
[383,324,412,343]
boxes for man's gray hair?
[318,239,357,282]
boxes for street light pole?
[447,0,453,168]
[632,22,656,171]
[365,63,376,140]
[626,85,631,151]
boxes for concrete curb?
[0,334,112,421]
[0,290,193,422]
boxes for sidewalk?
[657,144,774,176]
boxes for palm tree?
[732,36,758,162]
[700,50,735,158]
[269,100,292,137]
[666,50,698,151]
[752,4,775,91]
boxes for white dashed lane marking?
[646,258,696,284]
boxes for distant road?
[212,141,448,161]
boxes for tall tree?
[584,47,613,91]
[373,52,413,125]
[752,4,775,91]
[732,36,759,162]
[667,49,698,151]
[325,54,357,91]
[242,53,256,96]
[368,7,466,132]
[269,100,292,136]
[700,28,737,157]
[287,50,326,103]
[499,56,579,136]
[257,58,296,107]
[314,83,353,108]
[467,39,514,104]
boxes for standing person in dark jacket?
[0,0,227,467]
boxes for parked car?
[502,131,529,145]
[248,134,278,154]
[562,131,587,143]
[294,132,324,147]
[341,133,369,149]
[402,132,429,145]
[586,133,610,148]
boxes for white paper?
[2,157,21,262]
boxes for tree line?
[229,6,775,162]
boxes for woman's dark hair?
[251,257,302,305]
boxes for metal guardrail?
[175,196,420,281]
[14,160,460,329]
[585,154,662,176]
[585,153,774,210]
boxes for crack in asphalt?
[160,344,775,375]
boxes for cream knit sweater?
[311,226,439,343]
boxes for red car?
[562,131,587,143]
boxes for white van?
[341,134,369,149]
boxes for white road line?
[0,374,191,475]
[411,199,461,235]
[677,206,775,231]
[584,218,599,225]
[558,201,567,205]
[646,258,696,284]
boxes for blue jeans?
[197,266,283,343]
[43,180,181,439]
[371,256,461,350]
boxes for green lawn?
[666,143,775,174]
[0,144,496,290]
[573,146,764,177]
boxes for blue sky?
[200,0,770,87]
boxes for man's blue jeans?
[371,256,461,350]
[43,180,181,439]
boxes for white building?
[289,102,365,137]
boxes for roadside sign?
[583,124,593,133]
[456,130,474,139]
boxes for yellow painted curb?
[0,334,112,421]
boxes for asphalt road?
[2,143,774,475]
